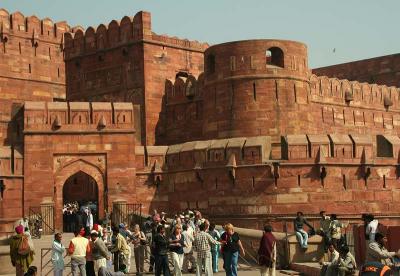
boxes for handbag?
[139,231,147,245]
[18,235,32,255]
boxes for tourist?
[194,211,204,231]
[338,246,356,276]
[153,224,170,276]
[208,223,221,273]
[109,225,130,273]
[117,223,133,272]
[319,243,339,276]
[90,230,110,273]
[148,221,158,273]
[101,227,112,247]
[152,209,161,224]
[86,208,94,234]
[318,211,331,252]
[85,237,95,276]
[51,232,65,276]
[9,225,34,276]
[366,214,379,243]
[293,211,314,249]
[160,212,167,224]
[23,266,38,276]
[68,227,91,276]
[329,214,344,249]
[170,224,185,276]
[366,232,399,267]
[193,223,220,276]
[258,225,276,276]
[220,223,245,276]
[185,214,196,231]
[132,224,146,275]
[182,224,196,273]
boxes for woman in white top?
[51,232,65,276]
[132,224,146,274]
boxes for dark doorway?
[62,171,98,232]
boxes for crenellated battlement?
[0,9,69,43]
[165,74,203,105]
[23,101,135,132]
[310,74,400,110]
[63,11,208,59]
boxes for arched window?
[207,54,215,74]
[266,47,284,68]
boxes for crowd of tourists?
[9,208,400,276]
[9,209,251,276]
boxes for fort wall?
[0,9,68,148]
[134,134,400,230]
[63,11,207,146]
[313,54,400,88]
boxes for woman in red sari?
[258,225,277,276]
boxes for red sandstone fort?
[1,8,400,232]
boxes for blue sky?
[1,0,398,68]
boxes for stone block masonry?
[1,7,400,232]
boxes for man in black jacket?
[153,225,170,276]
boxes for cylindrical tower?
[202,39,310,139]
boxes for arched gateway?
[54,159,105,231]
[62,171,98,232]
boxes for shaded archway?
[54,159,105,231]
[62,171,98,232]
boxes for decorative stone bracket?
[194,161,204,182]
[52,115,61,130]
[0,179,5,200]
[150,160,163,187]
[0,23,8,43]
[362,166,372,180]
[226,153,237,181]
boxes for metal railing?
[40,248,71,276]
[29,206,55,235]
[111,203,142,229]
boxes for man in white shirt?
[182,224,196,273]
[366,214,379,243]
[320,243,339,276]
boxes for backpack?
[18,235,32,255]
[360,261,391,276]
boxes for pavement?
[0,234,300,276]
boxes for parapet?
[165,136,272,170]
[23,101,134,132]
[0,9,69,43]
[309,74,400,110]
[64,11,208,59]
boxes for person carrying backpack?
[9,225,34,276]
